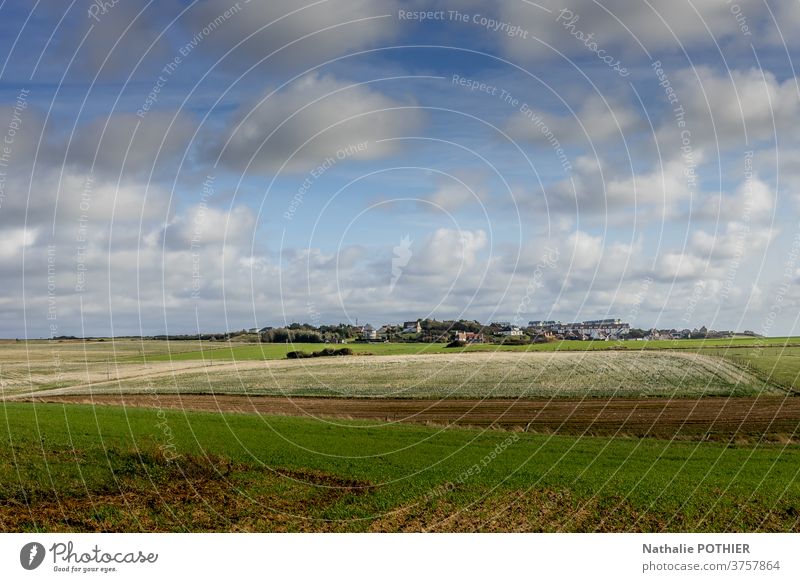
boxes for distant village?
[49,318,761,344]
[208,318,759,345]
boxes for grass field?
[702,346,800,393]
[2,402,798,532]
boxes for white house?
[361,324,377,341]
[402,320,421,334]
[498,326,523,337]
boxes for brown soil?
[28,394,800,441]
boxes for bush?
[446,340,466,348]
[287,347,354,359]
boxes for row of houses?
[644,326,736,340]
[359,321,421,341]
[357,321,487,342]
[240,319,746,344]
[528,319,631,340]
[357,318,632,342]
[239,320,743,344]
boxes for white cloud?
[64,112,196,178]
[0,228,37,260]
[164,204,257,249]
[207,74,424,174]
[184,0,398,71]
[57,0,172,78]
[658,67,800,152]
[407,228,488,277]
[694,175,775,224]
[498,0,769,60]
[689,221,774,261]
[508,95,642,146]
[539,152,696,217]
[422,171,489,212]
[656,251,712,281]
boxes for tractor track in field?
[25,394,800,441]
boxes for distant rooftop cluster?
[221,318,756,345]
[527,319,630,340]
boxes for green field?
[701,346,800,393]
[2,402,798,532]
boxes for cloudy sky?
[1,0,799,337]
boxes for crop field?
[0,339,800,398]
[0,339,214,395]
[34,394,800,442]
[700,346,800,392]
[1,402,798,532]
[4,350,779,400]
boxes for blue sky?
[1,0,799,337]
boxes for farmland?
[34,394,800,442]
[2,339,794,400]
[11,351,775,400]
[1,402,799,532]
[2,337,800,533]
[142,335,800,362]
[702,345,800,392]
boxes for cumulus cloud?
[507,95,642,147]
[0,228,37,260]
[655,218,774,285]
[657,67,800,153]
[498,0,770,60]
[184,0,398,71]
[537,152,696,218]
[556,230,644,291]
[406,228,488,277]
[162,204,257,251]
[694,174,775,224]
[689,221,774,261]
[206,74,424,174]
[56,0,175,78]
[63,111,197,179]
[421,171,490,213]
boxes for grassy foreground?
[2,402,798,532]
